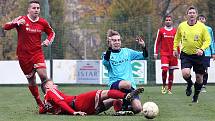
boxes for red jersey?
[3,15,55,57]
[44,88,76,115]
[44,88,101,115]
[154,26,176,56]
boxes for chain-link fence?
[0,1,157,83]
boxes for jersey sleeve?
[174,25,182,51]
[3,16,22,30]
[210,28,215,54]
[46,89,75,115]
[43,20,55,44]
[154,29,161,55]
[201,26,211,51]
[128,48,144,60]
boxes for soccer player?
[102,29,148,114]
[197,14,215,92]
[154,15,178,94]
[2,0,55,112]
[173,6,210,103]
[41,80,144,115]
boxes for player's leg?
[37,68,49,87]
[36,67,48,83]
[160,56,169,94]
[182,68,193,96]
[167,56,178,94]
[94,90,126,114]
[18,57,44,113]
[27,75,44,106]
[192,59,205,103]
[161,69,167,94]
[131,98,142,114]
[33,54,50,93]
[101,88,144,101]
[202,57,210,92]
[180,52,193,96]
[167,69,173,94]
[110,80,132,111]
[202,69,208,92]
[32,54,49,112]
[192,73,203,103]
[99,88,144,114]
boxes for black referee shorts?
[180,51,205,74]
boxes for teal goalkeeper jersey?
[102,48,145,89]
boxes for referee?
[173,6,210,103]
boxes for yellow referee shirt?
[174,21,210,55]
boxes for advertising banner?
[155,59,215,84]
[102,60,147,85]
[76,60,100,84]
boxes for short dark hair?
[29,0,40,5]
[198,14,206,20]
[165,15,172,18]
[186,5,198,14]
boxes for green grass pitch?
[0,85,215,121]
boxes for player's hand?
[41,39,51,47]
[196,49,203,56]
[173,50,179,58]
[17,19,25,26]
[73,111,87,116]
[154,54,158,59]
[136,35,145,48]
[12,17,25,26]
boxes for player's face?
[164,17,173,27]
[187,9,197,22]
[109,35,121,50]
[28,3,40,18]
[198,16,206,23]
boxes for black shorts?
[180,51,205,74]
[203,56,210,68]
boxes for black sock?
[194,82,203,96]
[121,89,132,111]
[184,75,193,88]
[203,73,208,86]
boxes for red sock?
[162,70,167,87]
[113,99,123,112]
[168,73,173,90]
[28,85,43,106]
[107,90,126,99]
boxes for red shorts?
[161,55,178,70]
[75,90,102,115]
[18,53,46,78]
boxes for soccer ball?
[142,102,159,119]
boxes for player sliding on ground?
[102,29,148,115]
[40,80,144,115]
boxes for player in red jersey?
[2,0,55,113]
[40,80,144,115]
[154,16,178,94]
